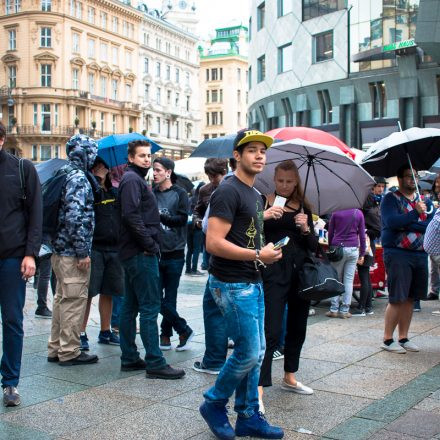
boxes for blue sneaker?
[98,330,120,345]
[80,332,89,351]
[199,401,235,440]
[235,411,284,439]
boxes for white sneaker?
[432,310,440,316]
[281,380,314,395]
[381,341,406,354]
[399,340,419,352]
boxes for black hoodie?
[0,149,42,258]
[118,164,160,260]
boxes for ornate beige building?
[138,2,200,160]
[200,25,249,140]
[0,0,142,160]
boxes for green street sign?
[382,39,416,52]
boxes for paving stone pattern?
[0,273,439,439]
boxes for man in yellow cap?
[199,129,284,440]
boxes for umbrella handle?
[406,152,421,200]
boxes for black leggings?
[259,257,310,387]
[357,264,372,310]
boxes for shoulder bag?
[298,245,345,301]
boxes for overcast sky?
[143,0,251,39]
[195,0,251,38]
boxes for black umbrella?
[35,158,67,184]
[189,135,235,158]
[361,127,440,198]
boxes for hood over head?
[66,134,98,171]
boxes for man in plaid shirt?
[424,208,440,316]
[380,165,434,354]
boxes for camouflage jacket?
[52,135,97,258]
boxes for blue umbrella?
[189,134,235,158]
[35,158,67,184]
[97,133,161,168]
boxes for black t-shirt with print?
[208,175,264,283]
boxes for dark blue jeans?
[202,234,211,270]
[185,226,203,272]
[201,281,228,370]
[159,257,190,337]
[111,295,123,328]
[35,254,56,309]
[120,254,166,370]
[204,275,265,417]
[0,258,26,388]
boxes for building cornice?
[141,14,198,43]
[0,11,140,46]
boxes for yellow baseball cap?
[233,129,274,150]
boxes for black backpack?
[41,165,75,238]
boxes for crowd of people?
[1,121,439,440]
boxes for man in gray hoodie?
[153,157,194,352]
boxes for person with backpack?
[47,134,99,366]
[0,122,42,406]
[79,156,123,350]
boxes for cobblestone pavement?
[1,272,440,439]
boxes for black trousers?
[259,255,310,387]
[357,265,372,310]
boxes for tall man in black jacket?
[118,140,184,379]
[0,122,42,406]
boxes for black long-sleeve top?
[0,149,42,258]
[263,196,318,268]
[118,164,160,261]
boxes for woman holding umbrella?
[258,160,319,412]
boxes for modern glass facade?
[350,0,420,71]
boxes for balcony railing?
[6,125,113,138]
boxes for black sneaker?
[272,349,284,361]
[98,330,120,345]
[351,309,366,317]
[121,358,147,371]
[365,308,374,315]
[3,386,20,407]
[146,364,185,379]
[190,270,205,277]
[176,329,194,351]
[35,307,52,319]
[58,352,99,366]
[47,355,59,363]
[192,361,220,375]
[426,292,439,301]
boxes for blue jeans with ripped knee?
[203,275,265,418]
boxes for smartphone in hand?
[273,236,290,250]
